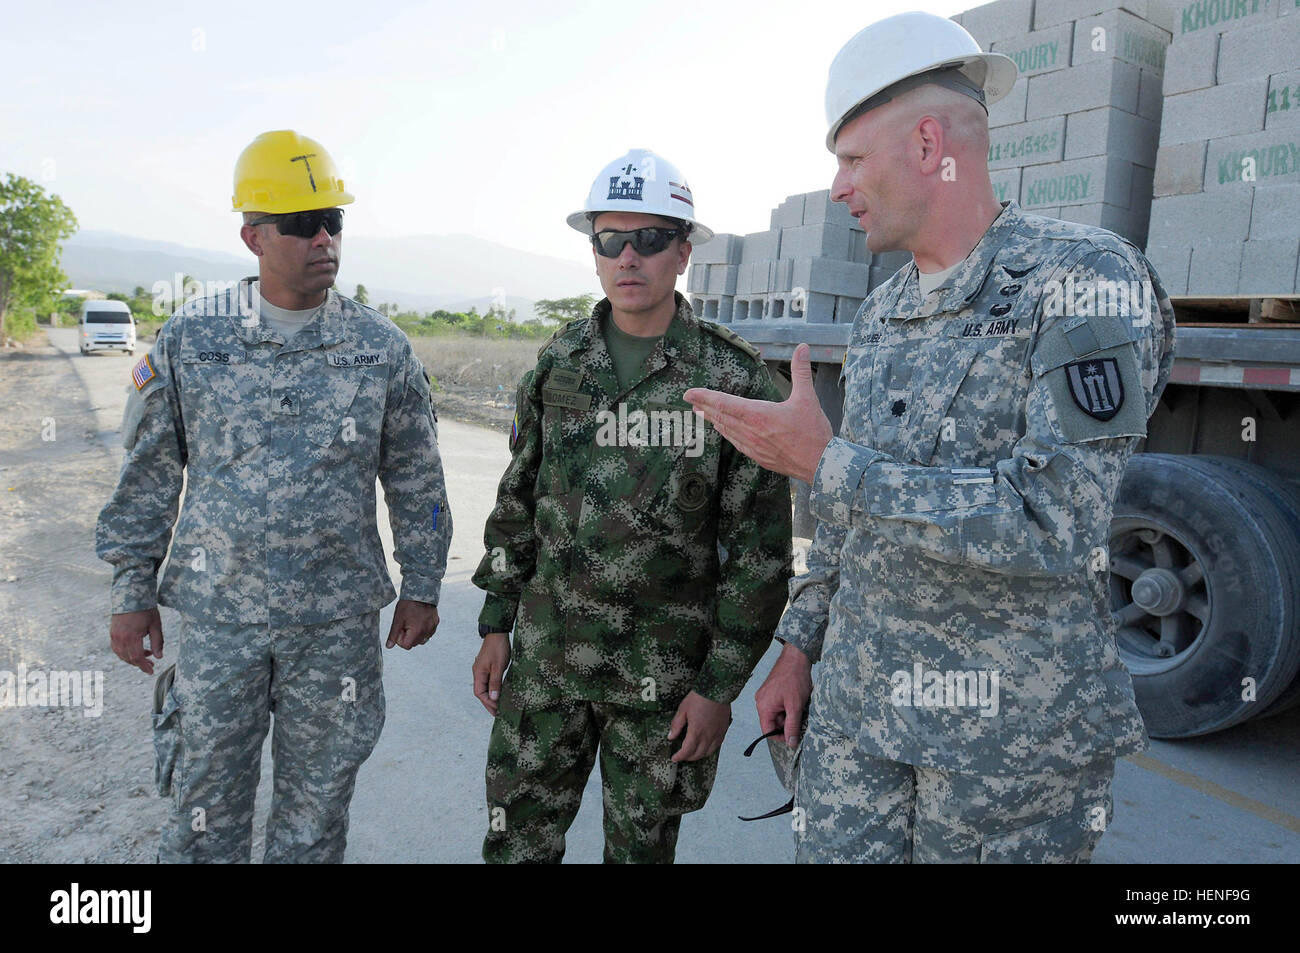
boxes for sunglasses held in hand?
[738,726,797,821]
[591,226,682,258]
[249,208,345,238]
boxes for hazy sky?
[2,0,965,276]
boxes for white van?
[79,300,136,355]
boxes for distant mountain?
[60,230,599,323]
[61,231,248,296]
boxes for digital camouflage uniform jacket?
[96,279,452,626]
[473,294,793,710]
[778,202,1175,777]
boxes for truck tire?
[1108,453,1300,737]
[1192,456,1300,718]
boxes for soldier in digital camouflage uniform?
[471,149,792,863]
[96,130,451,863]
[687,14,1175,863]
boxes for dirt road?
[3,329,1299,864]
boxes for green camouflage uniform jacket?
[474,293,793,710]
[778,202,1176,776]
[96,278,452,626]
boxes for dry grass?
[410,335,540,391]
[410,334,545,432]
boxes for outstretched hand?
[684,342,832,483]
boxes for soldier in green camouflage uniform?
[686,22,1175,863]
[472,149,792,863]
[96,131,451,863]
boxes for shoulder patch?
[131,355,157,391]
[700,320,761,361]
[537,318,584,359]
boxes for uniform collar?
[571,292,702,403]
[228,276,348,349]
[893,201,1025,320]
[580,292,702,364]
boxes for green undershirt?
[603,316,664,391]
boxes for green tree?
[534,294,594,324]
[0,173,78,340]
[354,283,369,305]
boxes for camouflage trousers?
[794,703,1115,863]
[483,689,718,864]
[152,611,385,863]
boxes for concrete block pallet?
[964,0,1173,247]
[691,0,1298,331]
[1147,0,1300,293]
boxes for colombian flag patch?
[131,355,156,391]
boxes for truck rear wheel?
[1108,453,1300,737]
[1191,456,1300,718]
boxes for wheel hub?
[1131,567,1184,616]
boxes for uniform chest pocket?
[304,370,384,455]
[179,351,264,462]
[540,402,597,496]
[839,344,875,442]
[899,320,1037,466]
[882,338,981,466]
[627,428,717,538]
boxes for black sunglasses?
[250,208,344,238]
[737,727,795,822]
[591,226,681,258]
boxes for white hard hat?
[824,12,1019,152]
[567,148,714,244]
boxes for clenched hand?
[386,599,440,650]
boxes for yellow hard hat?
[231,130,354,213]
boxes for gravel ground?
[0,337,161,862]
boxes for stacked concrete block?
[952,0,1172,248]
[1147,0,1300,294]
[802,189,862,231]
[869,250,914,289]
[686,233,741,302]
[791,258,872,298]
[706,263,739,295]
[719,190,881,324]
[770,195,806,229]
[770,259,795,293]
[740,229,781,263]
[691,233,743,265]
[990,167,1023,205]
[778,222,855,260]
[688,296,735,323]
